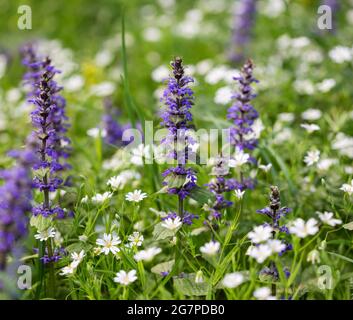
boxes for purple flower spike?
[229,0,257,64]
[160,57,197,201]
[101,97,134,147]
[228,59,259,190]
[0,140,36,270]
[26,55,71,218]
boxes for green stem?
[0,252,6,271]
[46,238,56,298]
[122,286,128,299]
[270,274,277,297]
[35,241,45,299]
[271,209,277,297]
[175,195,184,276]
[178,195,184,218]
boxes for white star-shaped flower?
[125,189,147,203]
[107,170,141,190]
[234,189,245,200]
[91,192,113,204]
[317,158,337,171]
[316,211,342,227]
[96,233,121,255]
[60,263,77,276]
[127,232,144,247]
[71,250,85,267]
[266,239,286,253]
[289,218,319,238]
[301,108,322,121]
[247,244,272,263]
[134,247,162,262]
[200,240,220,256]
[228,148,250,168]
[258,163,272,172]
[300,123,320,133]
[329,46,352,64]
[161,216,182,230]
[107,176,124,190]
[304,150,320,166]
[34,227,56,242]
[247,225,273,244]
[114,270,138,285]
[253,287,276,300]
[222,272,245,288]
[340,180,353,195]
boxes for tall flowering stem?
[0,144,36,271]
[229,0,257,64]
[227,59,259,190]
[257,186,292,296]
[160,57,197,275]
[160,57,197,217]
[30,57,71,215]
[28,56,71,297]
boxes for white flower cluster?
[60,250,86,276]
[247,225,286,263]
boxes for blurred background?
[1,2,353,300]
[1,0,353,169]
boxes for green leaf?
[260,145,297,196]
[30,215,52,232]
[155,186,169,195]
[120,13,150,127]
[65,242,92,254]
[56,218,74,235]
[61,190,78,207]
[189,186,215,205]
[163,174,186,189]
[190,227,208,236]
[173,274,208,296]
[151,260,175,275]
[33,168,49,179]
[327,251,353,264]
[152,223,177,241]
